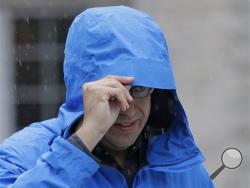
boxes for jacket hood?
[59,6,204,167]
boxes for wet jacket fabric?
[0,6,214,188]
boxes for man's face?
[100,86,151,151]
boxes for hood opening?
[147,89,177,138]
[144,89,203,166]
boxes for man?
[0,6,214,188]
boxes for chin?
[101,120,145,150]
[101,137,137,151]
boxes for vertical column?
[0,9,15,142]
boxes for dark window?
[16,104,40,130]
[15,19,39,44]
[14,16,73,130]
[15,62,40,85]
[57,18,73,43]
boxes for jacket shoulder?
[0,118,64,172]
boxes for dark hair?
[146,89,177,136]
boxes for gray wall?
[132,0,249,187]
[0,10,15,142]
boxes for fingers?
[83,84,129,111]
[100,80,133,103]
[105,75,134,85]
[106,87,129,111]
[83,75,134,112]
[105,75,134,100]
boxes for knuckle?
[82,83,88,90]
[109,80,117,85]
[83,83,89,89]
[105,75,113,79]
[83,83,93,92]
[118,88,123,94]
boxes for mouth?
[113,120,138,134]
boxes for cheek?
[136,97,151,123]
[144,98,151,120]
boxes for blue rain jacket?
[0,6,214,188]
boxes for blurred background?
[0,0,249,187]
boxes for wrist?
[76,123,104,152]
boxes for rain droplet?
[53,26,57,33]
[154,104,159,111]
[47,33,52,39]
[26,17,29,24]
[26,43,30,50]
[63,13,68,19]
[19,60,22,67]
[144,132,147,139]
[161,128,165,134]
[26,64,30,71]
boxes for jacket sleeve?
[0,124,100,188]
[193,164,215,188]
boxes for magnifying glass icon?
[210,148,243,180]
